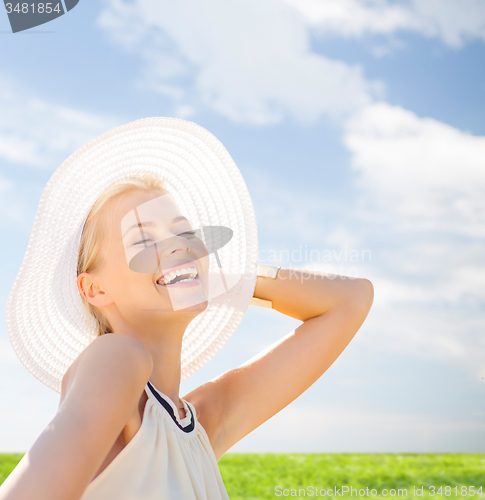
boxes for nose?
[157,233,192,260]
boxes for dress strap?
[146,381,195,433]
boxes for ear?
[77,272,114,308]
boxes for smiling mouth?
[156,268,199,286]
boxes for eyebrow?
[122,216,189,239]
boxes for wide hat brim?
[6,117,258,394]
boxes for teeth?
[157,266,198,285]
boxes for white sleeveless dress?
[79,381,230,500]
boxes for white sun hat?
[5,117,258,394]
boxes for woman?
[1,118,374,500]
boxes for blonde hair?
[77,173,168,337]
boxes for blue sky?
[0,0,484,453]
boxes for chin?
[179,298,209,315]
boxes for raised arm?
[253,266,373,321]
[187,267,374,460]
[0,334,153,500]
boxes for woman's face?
[85,189,209,331]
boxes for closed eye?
[133,231,196,246]
[133,239,154,246]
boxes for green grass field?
[1,453,484,499]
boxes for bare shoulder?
[0,335,154,500]
[61,333,153,403]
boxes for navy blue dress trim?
[147,381,195,433]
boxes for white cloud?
[279,0,416,37]
[279,0,485,48]
[232,402,485,452]
[363,300,485,381]
[97,0,378,125]
[325,227,361,248]
[370,38,407,58]
[0,74,121,170]
[343,101,485,238]
[412,0,485,47]
[339,103,485,380]
[254,254,485,382]
[238,103,485,384]
[173,104,197,119]
[366,274,485,307]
